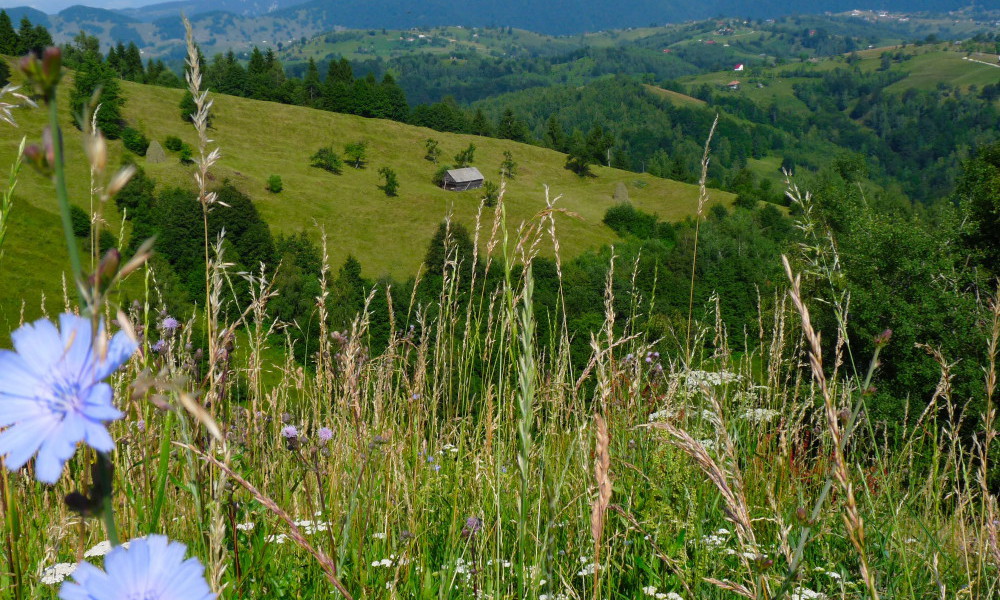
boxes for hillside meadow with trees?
[0,10,999,600]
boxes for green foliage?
[266,175,283,193]
[115,164,155,218]
[603,203,674,242]
[310,147,343,174]
[0,11,17,56]
[70,204,90,238]
[431,164,452,187]
[178,90,209,126]
[178,144,194,165]
[955,142,1000,275]
[481,180,500,207]
[0,59,9,88]
[70,54,126,139]
[378,166,399,197]
[454,143,476,168]
[121,127,149,156]
[344,140,368,169]
[499,150,517,180]
[163,135,183,152]
[424,138,441,163]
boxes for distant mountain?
[113,0,311,22]
[268,0,979,35]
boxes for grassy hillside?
[0,60,728,329]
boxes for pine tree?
[544,115,567,152]
[15,17,32,55]
[302,58,321,106]
[0,11,17,56]
[71,54,126,139]
[497,108,528,142]
[123,42,144,81]
[470,109,492,136]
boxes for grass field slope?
[0,59,727,330]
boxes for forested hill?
[270,0,977,34]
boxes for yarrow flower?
[0,314,137,484]
[58,535,213,600]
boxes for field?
[0,58,727,331]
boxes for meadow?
[1,30,999,600]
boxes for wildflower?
[151,339,167,354]
[462,516,483,538]
[371,532,387,540]
[84,541,112,558]
[0,314,137,484]
[235,523,255,532]
[58,535,213,600]
[790,589,825,600]
[159,317,180,333]
[41,563,77,585]
[741,408,780,423]
[266,533,287,544]
[317,427,333,442]
[281,426,298,439]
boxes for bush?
[344,141,368,169]
[164,136,183,152]
[602,203,674,241]
[266,175,283,193]
[454,143,475,167]
[70,204,90,238]
[432,164,453,187]
[481,180,499,207]
[378,167,399,197]
[97,230,117,253]
[179,144,194,165]
[121,127,149,156]
[310,147,343,174]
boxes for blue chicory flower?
[0,314,136,484]
[59,535,213,600]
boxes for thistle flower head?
[0,314,136,484]
[58,535,213,600]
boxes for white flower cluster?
[236,522,255,532]
[84,541,112,558]
[576,556,596,576]
[371,554,409,568]
[485,558,512,568]
[813,567,845,582]
[539,594,569,600]
[791,588,826,600]
[699,528,730,548]
[679,370,741,390]
[40,562,77,585]
[293,519,331,535]
[371,531,387,539]
[266,533,288,544]
[648,409,676,422]
[642,585,683,599]
[741,408,780,423]
[440,443,459,454]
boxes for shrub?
[97,230,117,253]
[266,175,283,193]
[163,135,183,152]
[432,164,453,187]
[481,180,499,207]
[602,202,674,241]
[121,127,149,156]
[344,141,368,169]
[70,204,90,238]
[378,167,399,197]
[310,147,343,174]
[454,143,475,167]
[179,144,194,165]
[424,138,441,163]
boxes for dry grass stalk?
[783,255,879,600]
[590,414,612,599]
[181,443,354,600]
[685,114,719,361]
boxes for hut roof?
[446,167,484,183]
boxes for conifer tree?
[0,11,17,56]
[71,53,126,138]
[302,58,321,106]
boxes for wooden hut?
[442,167,485,191]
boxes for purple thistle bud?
[317,427,333,443]
[152,339,167,353]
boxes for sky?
[0,0,157,12]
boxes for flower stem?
[48,96,84,306]
[96,453,119,547]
